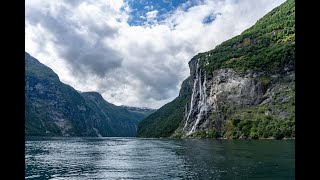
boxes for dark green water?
[25,137,294,179]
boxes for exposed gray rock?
[239,134,248,139]
[181,57,295,137]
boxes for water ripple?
[26,137,295,179]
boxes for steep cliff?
[179,60,294,139]
[137,0,295,139]
[25,52,155,136]
[137,77,192,137]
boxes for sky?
[25,0,285,109]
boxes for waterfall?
[183,60,207,136]
[183,62,199,131]
[188,71,207,135]
[183,59,209,136]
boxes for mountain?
[137,77,192,137]
[25,52,155,137]
[137,0,295,139]
[120,105,156,121]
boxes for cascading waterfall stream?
[183,62,199,132]
[189,70,207,135]
[183,58,208,136]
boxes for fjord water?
[25,137,294,179]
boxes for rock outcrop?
[180,57,294,138]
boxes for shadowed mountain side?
[25,52,155,137]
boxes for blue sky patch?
[125,0,203,26]
[202,12,221,24]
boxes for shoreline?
[168,136,295,140]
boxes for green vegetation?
[271,81,295,118]
[25,96,47,136]
[207,128,220,139]
[257,76,271,86]
[137,77,192,137]
[25,52,60,81]
[171,131,183,138]
[126,108,156,122]
[189,128,220,139]
[224,80,295,139]
[192,130,208,138]
[25,52,155,137]
[196,0,294,75]
[137,0,295,139]
[225,106,295,139]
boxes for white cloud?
[144,5,153,10]
[25,0,285,108]
[146,10,158,20]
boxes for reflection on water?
[25,137,294,179]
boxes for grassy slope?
[197,0,294,74]
[137,0,294,138]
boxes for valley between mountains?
[26,0,294,140]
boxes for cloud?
[144,5,153,10]
[146,10,158,20]
[25,0,285,108]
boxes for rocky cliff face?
[137,0,295,139]
[25,52,155,137]
[180,57,294,138]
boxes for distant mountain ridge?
[120,105,156,111]
[25,52,155,136]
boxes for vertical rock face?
[25,52,155,137]
[181,57,294,137]
[181,0,295,138]
[25,52,86,136]
[183,57,209,136]
[183,57,262,135]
